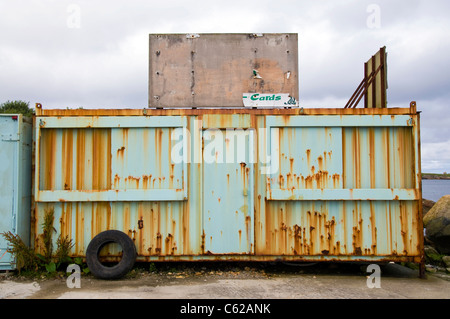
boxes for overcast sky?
[1,0,449,173]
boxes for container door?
[0,116,18,269]
[202,129,254,254]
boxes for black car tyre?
[86,230,136,279]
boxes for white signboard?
[242,93,298,108]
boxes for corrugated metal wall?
[0,115,32,270]
[33,106,423,263]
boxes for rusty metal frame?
[345,47,387,109]
[345,64,382,109]
[265,114,419,201]
[31,104,424,275]
[34,116,188,203]
[35,107,414,117]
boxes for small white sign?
[243,93,298,107]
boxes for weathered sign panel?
[149,33,299,108]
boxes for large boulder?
[424,195,450,254]
[422,199,436,216]
[443,256,450,268]
[424,245,443,265]
[423,195,450,225]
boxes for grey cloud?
[0,0,449,172]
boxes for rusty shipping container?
[32,34,424,279]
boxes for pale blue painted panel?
[110,127,184,191]
[37,189,186,202]
[342,127,414,189]
[202,129,254,254]
[267,115,414,127]
[37,117,188,201]
[268,189,419,201]
[41,116,185,128]
[272,126,343,191]
[0,115,32,270]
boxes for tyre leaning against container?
[86,230,137,279]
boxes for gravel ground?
[1,261,449,300]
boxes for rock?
[442,256,450,268]
[403,262,419,270]
[423,195,450,254]
[426,218,450,254]
[425,265,437,273]
[424,245,443,265]
[423,195,450,226]
[422,199,436,216]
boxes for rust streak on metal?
[93,129,111,190]
[137,204,143,254]
[142,175,149,189]
[332,174,340,189]
[369,128,375,188]
[76,129,85,190]
[342,129,347,188]
[384,128,391,188]
[169,164,175,189]
[352,205,363,255]
[318,155,323,172]
[352,128,361,188]
[293,224,301,255]
[42,129,57,190]
[172,218,177,255]
[158,129,163,178]
[182,199,189,254]
[36,107,413,117]
[369,202,377,255]
[61,203,72,240]
[201,230,205,254]
[399,201,409,255]
[62,129,73,190]
[156,232,162,255]
[75,203,84,255]
[117,146,125,158]
[306,149,311,171]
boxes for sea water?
[422,179,450,202]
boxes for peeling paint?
[33,107,423,265]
